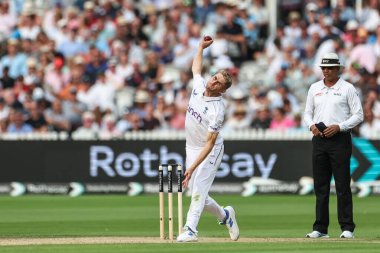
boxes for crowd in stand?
[0,0,379,139]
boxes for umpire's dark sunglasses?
[320,66,335,70]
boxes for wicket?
[159,164,183,240]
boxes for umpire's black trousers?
[312,132,355,234]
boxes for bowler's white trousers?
[185,144,226,233]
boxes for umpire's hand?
[323,124,340,138]
[310,125,323,137]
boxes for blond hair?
[219,70,232,89]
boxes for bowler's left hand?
[323,124,340,138]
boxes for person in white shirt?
[176,36,239,243]
[303,53,363,239]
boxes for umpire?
[303,53,363,239]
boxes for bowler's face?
[206,73,227,93]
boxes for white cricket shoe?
[306,231,329,238]
[340,231,354,238]
[223,206,240,241]
[176,226,198,242]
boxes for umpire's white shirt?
[185,74,225,148]
[304,78,363,131]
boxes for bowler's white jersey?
[185,74,225,148]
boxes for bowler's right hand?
[200,36,213,49]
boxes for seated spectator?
[25,101,48,132]
[359,108,380,139]
[115,109,133,133]
[131,90,150,118]
[142,104,160,130]
[72,111,99,139]
[0,39,27,79]
[128,112,144,131]
[98,114,122,139]
[86,72,116,113]
[269,107,295,130]
[61,87,87,130]
[0,97,9,121]
[6,108,33,134]
[250,106,271,129]
[166,103,185,130]
[0,66,15,89]
[44,99,71,132]
[224,105,251,132]
[218,9,246,63]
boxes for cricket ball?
[204,35,212,41]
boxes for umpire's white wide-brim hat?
[319,53,343,67]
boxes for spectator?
[0,39,27,78]
[142,103,160,130]
[25,101,48,132]
[359,108,380,139]
[98,114,122,139]
[86,72,116,113]
[7,108,33,134]
[250,106,271,129]
[44,53,70,97]
[61,87,87,130]
[72,111,99,139]
[0,66,15,89]
[224,105,251,132]
[269,107,296,130]
[0,97,9,121]
[219,9,245,63]
[44,99,71,132]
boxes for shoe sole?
[306,235,329,238]
[227,206,239,241]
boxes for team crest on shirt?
[193,90,198,96]
[203,107,208,114]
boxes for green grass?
[0,195,379,252]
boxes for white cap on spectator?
[74,56,84,64]
[288,11,300,21]
[83,111,95,120]
[214,55,234,70]
[57,19,67,28]
[230,88,247,100]
[160,73,175,84]
[32,87,45,100]
[223,0,239,7]
[108,58,118,66]
[323,17,333,26]
[306,2,318,12]
[7,38,18,45]
[99,0,109,5]
[24,75,37,85]
[319,53,343,67]
[22,2,35,15]
[40,45,50,53]
[238,2,249,10]
[116,16,128,25]
[103,114,116,123]
[346,20,359,30]
[27,58,37,68]
[84,1,95,10]
[111,40,125,51]
[134,90,150,103]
